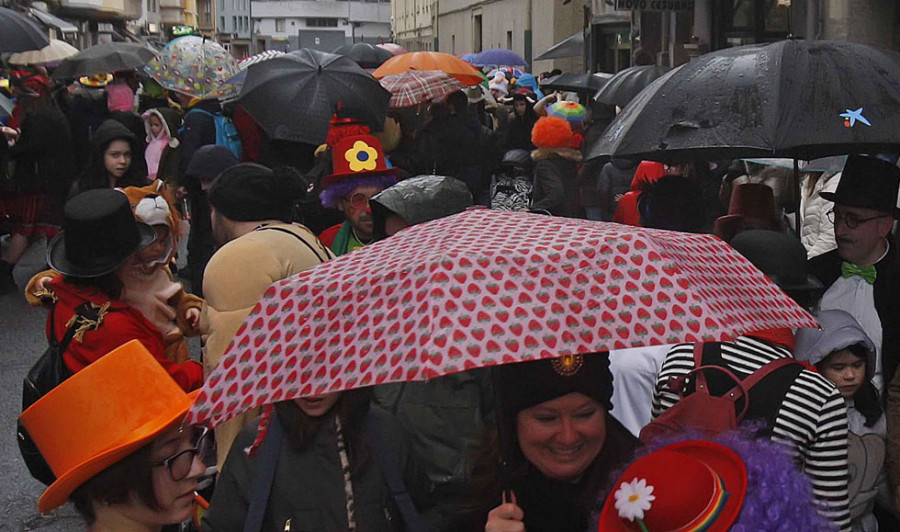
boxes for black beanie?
[495,352,614,418]
[207,163,306,223]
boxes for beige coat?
[200,222,333,466]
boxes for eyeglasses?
[152,426,214,481]
[826,209,887,229]
[348,192,373,210]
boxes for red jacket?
[45,276,203,392]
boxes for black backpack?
[18,302,106,485]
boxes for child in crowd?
[795,309,897,531]
[141,107,181,183]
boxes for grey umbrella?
[593,64,670,107]
[52,42,159,79]
[533,33,583,61]
[0,7,50,53]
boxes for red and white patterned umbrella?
[378,69,466,108]
[186,209,817,428]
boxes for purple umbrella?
[471,48,527,68]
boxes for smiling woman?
[458,353,640,532]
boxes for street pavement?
[0,289,82,531]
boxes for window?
[506,30,512,49]
[307,18,338,27]
[232,16,237,31]
[275,18,286,32]
[220,16,225,29]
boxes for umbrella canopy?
[472,48,528,68]
[374,51,485,87]
[547,101,587,126]
[587,40,900,163]
[238,49,285,70]
[0,7,50,53]
[145,35,240,100]
[534,33,584,62]
[541,72,613,94]
[237,48,390,145]
[52,42,158,79]
[334,42,394,69]
[593,64,669,107]
[377,43,408,56]
[8,39,78,66]
[185,209,816,428]
[379,70,465,108]
[459,52,476,63]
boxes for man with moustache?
[318,133,400,255]
[808,155,900,396]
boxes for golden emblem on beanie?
[345,140,379,172]
[551,354,584,377]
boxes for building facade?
[251,0,391,55]
[218,0,252,58]
[391,1,900,75]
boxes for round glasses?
[348,192,373,210]
[826,209,887,230]
[152,426,214,481]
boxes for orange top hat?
[19,340,198,513]
[322,134,401,188]
[598,440,747,532]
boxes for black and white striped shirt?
[651,336,851,531]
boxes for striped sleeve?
[650,343,694,418]
[772,371,851,531]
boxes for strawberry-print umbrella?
[186,209,817,428]
[379,70,466,108]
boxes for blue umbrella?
[459,53,477,63]
[512,73,544,100]
[471,48,527,67]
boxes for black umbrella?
[237,48,390,145]
[52,42,159,80]
[593,64,669,107]
[587,40,900,163]
[333,42,394,69]
[0,7,50,53]
[533,33,583,61]
[540,72,612,94]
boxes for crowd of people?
[4,43,900,532]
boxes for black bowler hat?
[820,155,900,217]
[729,230,823,295]
[47,190,157,278]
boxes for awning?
[534,33,584,61]
[30,7,78,34]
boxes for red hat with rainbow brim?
[322,134,402,188]
[598,440,747,532]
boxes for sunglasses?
[152,426,215,482]
[348,192,373,210]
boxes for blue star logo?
[840,108,872,127]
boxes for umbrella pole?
[491,366,514,500]
[793,158,802,240]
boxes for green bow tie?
[841,262,877,284]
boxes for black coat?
[530,147,583,219]
[7,104,74,199]
[808,244,900,390]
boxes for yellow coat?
[200,222,333,466]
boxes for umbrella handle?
[491,367,515,495]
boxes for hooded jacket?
[530,147,583,218]
[70,119,150,197]
[142,107,182,184]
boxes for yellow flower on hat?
[345,140,379,172]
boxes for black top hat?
[820,155,900,217]
[47,190,157,278]
[729,230,823,295]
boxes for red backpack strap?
[722,356,799,423]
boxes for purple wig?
[592,427,836,532]
[319,175,398,209]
